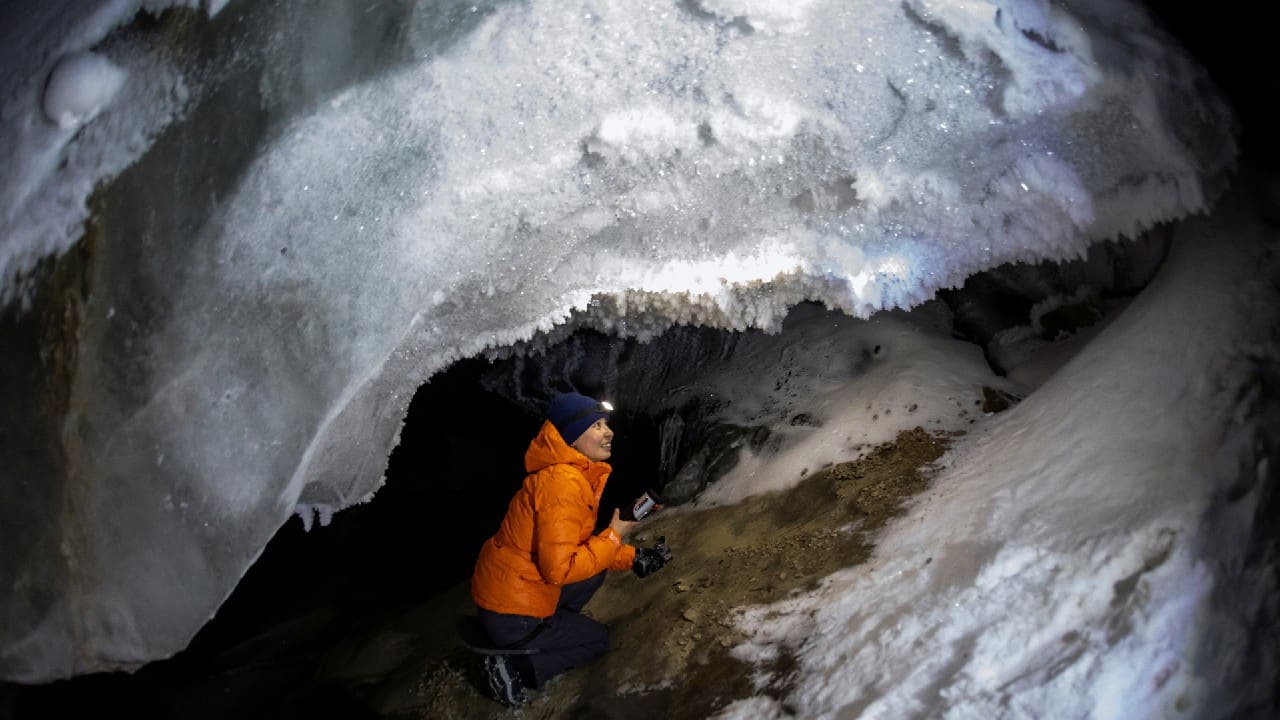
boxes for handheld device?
[624,489,664,521]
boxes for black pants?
[477,571,608,688]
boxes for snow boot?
[484,654,527,707]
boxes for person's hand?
[608,508,638,540]
[632,536,672,578]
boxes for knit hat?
[547,392,613,445]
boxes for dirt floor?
[322,426,954,719]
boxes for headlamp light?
[564,400,614,425]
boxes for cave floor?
[324,426,955,719]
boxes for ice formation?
[41,51,128,130]
[0,0,1239,682]
[0,0,197,307]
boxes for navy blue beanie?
[547,392,611,445]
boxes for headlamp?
[563,400,614,425]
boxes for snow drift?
[718,194,1278,720]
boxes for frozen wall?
[0,0,1235,681]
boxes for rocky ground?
[318,426,956,719]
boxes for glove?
[632,536,673,578]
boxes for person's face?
[572,418,613,462]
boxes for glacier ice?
[41,51,128,131]
[0,0,1237,681]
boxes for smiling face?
[571,418,614,462]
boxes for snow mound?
[719,197,1277,720]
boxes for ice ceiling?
[0,0,1235,682]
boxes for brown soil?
[328,427,953,718]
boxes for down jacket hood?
[524,419,602,477]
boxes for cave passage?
[1,236,1163,718]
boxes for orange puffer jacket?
[471,420,637,618]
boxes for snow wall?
[0,0,1235,681]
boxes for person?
[469,391,672,706]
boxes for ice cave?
[1,0,1276,717]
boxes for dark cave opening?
[1144,3,1279,173]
